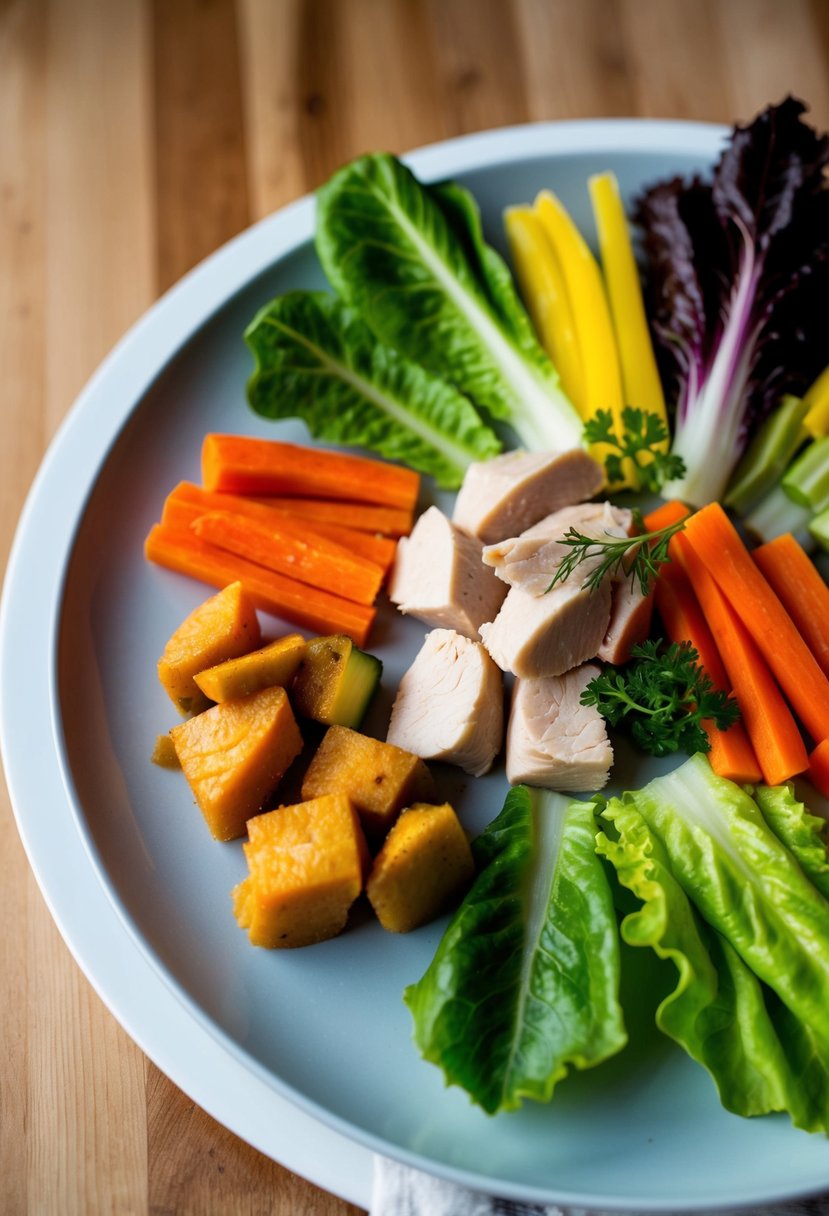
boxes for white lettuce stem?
[664,230,764,506]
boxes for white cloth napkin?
[371,1155,829,1216]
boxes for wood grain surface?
[2,1,828,1212]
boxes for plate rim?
[7,115,826,1212]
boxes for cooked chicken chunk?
[597,578,655,664]
[482,502,633,596]
[387,506,506,640]
[506,665,613,791]
[452,449,604,544]
[386,629,503,776]
[479,575,612,679]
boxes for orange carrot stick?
[682,502,829,744]
[642,500,693,533]
[807,739,829,800]
[654,557,762,783]
[162,483,397,574]
[144,524,375,647]
[752,534,829,680]
[672,532,808,786]
[254,496,414,538]
[201,434,420,511]
[191,510,384,607]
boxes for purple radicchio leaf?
[636,96,829,505]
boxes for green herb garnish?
[581,640,740,758]
[546,512,688,597]
[584,407,686,492]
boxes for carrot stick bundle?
[673,532,808,786]
[254,496,414,538]
[807,739,829,800]
[162,483,397,574]
[654,557,762,784]
[144,524,375,647]
[202,434,420,511]
[752,533,829,680]
[642,500,692,533]
[191,510,384,607]
[682,502,829,744]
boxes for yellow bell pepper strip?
[588,172,668,437]
[503,206,586,415]
[803,363,829,439]
[534,189,631,485]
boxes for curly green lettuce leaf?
[403,787,626,1115]
[754,782,829,902]
[245,291,501,489]
[598,796,829,1132]
[315,153,583,452]
[616,754,829,1056]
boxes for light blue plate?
[5,120,829,1211]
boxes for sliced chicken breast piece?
[386,629,503,776]
[479,575,612,679]
[482,502,633,596]
[452,449,604,544]
[597,578,655,664]
[506,665,613,791]
[387,506,506,639]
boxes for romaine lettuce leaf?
[598,795,829,1132]
[245,291,501,488]
[612,754,829,1057]
[315,154,584,453]
[404,787,626,1114]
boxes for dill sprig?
[581,639,740,758]
[545,512,688,597]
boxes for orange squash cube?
[151,734,180,769]
[170,685,302,841]
[300,725,436,839]
[193,633,306,702]
[366,803,474,933]
[158,581,261,714]
[233,794,369,948]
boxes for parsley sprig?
[546,511,688,597]
[584,407,686,492]
[581,640,740,758]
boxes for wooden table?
[2,1,828,1211]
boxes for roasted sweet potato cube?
[366,802,474,932]
[194,633,306,702]
[170,685,302,841]
[300,725,435,838]
[158,581,261,714]
[151,734,180,769]
[232,794,368,948]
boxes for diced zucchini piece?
[292,634,382,728]
[782,437,829,510]
[809,505,829,552]
[744,483,815,550]
[725,394,809,513]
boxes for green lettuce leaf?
[404,787,626,1114]
[315,153,584,452]
[612,754,829,1057]
[598,796,829,1132]
[754,782,829,901]
[245,291,501,489]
